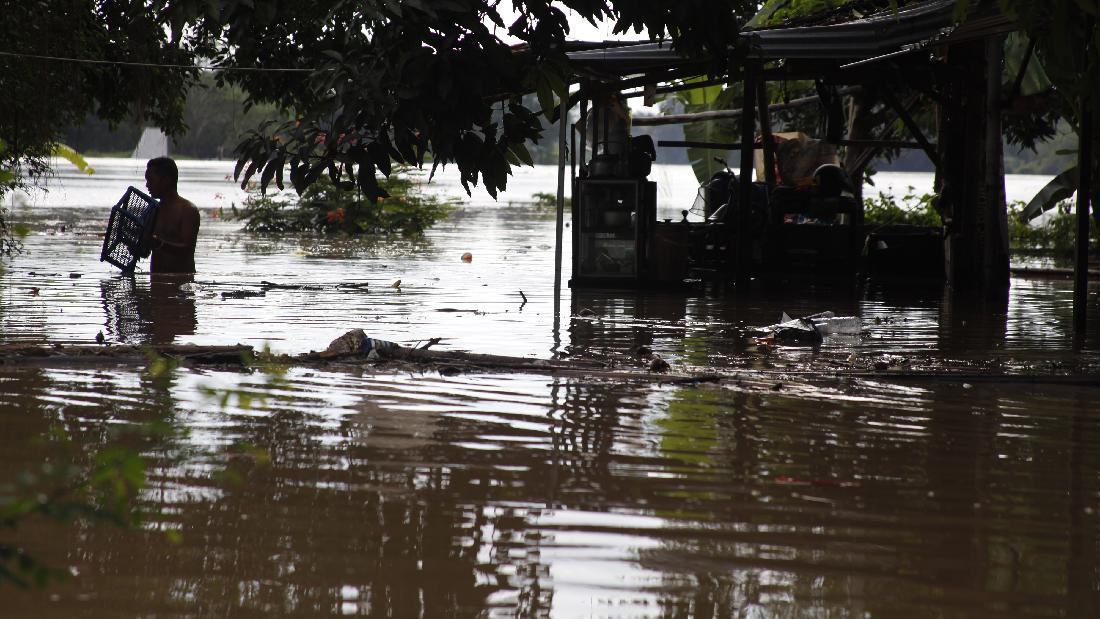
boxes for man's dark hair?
[147,157,178,184]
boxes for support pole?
[578,93,589,172]
[553,94,569,319]
[756,79,776,190]
[1075,101,1091,334]
[984,35,1010,291]
[735,70,757,286]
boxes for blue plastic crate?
[100,186,159,274]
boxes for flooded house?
[552,0,1062,300]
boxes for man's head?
[145,157,178,200]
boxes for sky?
[489,7,663,113]
[489,6,646,45]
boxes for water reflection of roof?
[565,0,1014,76]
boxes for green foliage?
[217,0,758,200]
[865,188,1098,254]
[0,0,204,256]
[863,188,943,227]
[750,0,849,26]
[64,76,287,160]
[0,140,21,258]
[234,169,453,235]
[0,430,149,589]
[660,78,741,184]
[980,1,1100,113]
[0,0,203,175]
[230,190,308,234]
[749,0,902,27]
[530,191,571,210]
[199,345,289,413]
[1020,166,1079,221]
[0,1,767,205]
[1008,201,1100,254]
[51,144,95,176]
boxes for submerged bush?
[863,188,942,227]
[529,191,570,211]
[1008,201,1100,254]
[233,168,453,235]
[864,186,1098,254]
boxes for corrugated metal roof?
[744,0,958,59]
[567,0,1014,75]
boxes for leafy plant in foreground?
[0,430,147,588]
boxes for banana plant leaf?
[1003,32,1051,97]
[1020,166,1077,221]
[678,79,738,184]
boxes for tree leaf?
[509,142,535,166]
[535,74,556,122]
[51,144,95,175]
[1021,165,1079,221]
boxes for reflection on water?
[2,365,1098,617]
[2,159,1099,616]
[101,274,197,344]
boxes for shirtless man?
[144,157,199,273]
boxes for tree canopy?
[199,0,756,199]
[2,0,1099,209]
[0,0,756,207]
[0,0,202,177]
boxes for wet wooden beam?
[632,87,861,126]
[834,139,933,149]
[880,88,940,168]
[0,344,255,365]
[657,140,747,150]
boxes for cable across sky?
[0,49,316,72]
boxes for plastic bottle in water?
[359,336,401,355]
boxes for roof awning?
[744,0,959,60]
[566,0,1015,78]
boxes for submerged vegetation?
[863,188,943,228]
[865,187,1098,255]
[233,170,453,235]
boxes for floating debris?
[648,355,670,373]
[221,290,266,300]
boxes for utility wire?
[0,49,316,72]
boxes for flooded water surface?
[1,159,1099,617]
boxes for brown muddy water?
[1,160,1100,617]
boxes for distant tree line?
[875,126,1077,176]
[64,77,285,159]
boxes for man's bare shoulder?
[161,196,199,216]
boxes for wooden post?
[941,39,1009,290]
[734,70,757,286]
[984,35,1010,291]
[1075,101,1091,333]
[554,93,568,315]
[578,91,589,169]
[756,79,776,191]
[572,93,588,285]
